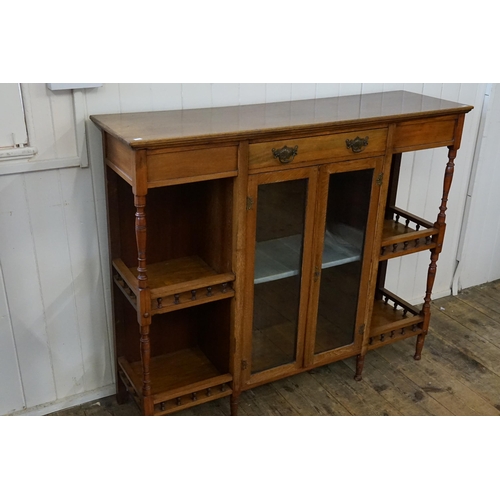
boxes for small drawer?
[249,128,388,170]
[394,117,456,152]
[147,145,238,186]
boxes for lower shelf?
[369,288,424,346]
[118,348,232,416]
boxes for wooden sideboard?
[90,91,473,416]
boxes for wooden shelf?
[380,207,439,260]
[254,225,362,284]
[370,289,423,337]
[112,256,235,313]
[119,348,232,415]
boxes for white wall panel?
[0,174,56,409]
[24,170,85,399]
[239,83,266,105]
[459,83,500,288]
[0,264,25,414]
[181,83,212,109]
[59,167,113,391]
[212,84,239,107]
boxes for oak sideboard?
[90,90,473,416]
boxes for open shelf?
[380,206,439,260]
[254,226,361,284]
[368,288,423,349]
[112,256,235,314]
[118,348,232,415]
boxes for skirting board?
[7,384,116,416]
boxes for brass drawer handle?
[272,145,298,164]
[346,136,369,153]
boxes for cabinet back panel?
[114,177,233,272]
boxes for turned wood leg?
[414,333,426,360]
[230,394,240,416]
[354,354,365,381]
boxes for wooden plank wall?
[0,83,490,415]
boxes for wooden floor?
[50,280,500,416]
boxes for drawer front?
[147,146,238,186]
[394,118,456,151]
[249,128,387,170]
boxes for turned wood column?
[416,145,456,360]
[134,150,153,414]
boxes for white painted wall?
[0,83,493,415]
[455,83,500,289]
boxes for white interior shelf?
[254,225,362,284]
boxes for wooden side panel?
[147,146,238,186]
[105,134,135,184]
[394,117,456,152]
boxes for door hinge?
[246,196,253,210]
[241,360,248,370]
[358,324,365,336]
[376,173,383,186]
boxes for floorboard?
[49,280,500,416]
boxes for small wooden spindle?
[160,402,165,411]
[381,246,386,256]
[221,383,226,392]
[157,298,163,309]
[207,286,213,297]
[380,334,385,342]
[395,214,400,224]
[392,244,398,253]
[191,290,197,301]
[405,218,410,228]
[416,224,420,231]
[174,294,180,305]
[206,387,212,397]
[403,309,408,318]
[400,328,406,335]
[384,295,389,304]
[192,392,197,401]
[176,397,182,406]
[390,330,396,338]
[221,283,228,293]
[425,236,431,245]
[403,241,409,250]
[415,238,420,247]
[369,337,373,345]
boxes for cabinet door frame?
[304,157,385,367]
[241,166,319,388]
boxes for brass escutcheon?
[272,145,298,164]
[346,136,369,153]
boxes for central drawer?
[249,127,388,171]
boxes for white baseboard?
[8,384,116,416]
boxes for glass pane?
[314,169,373,354]
[251,179,307,374]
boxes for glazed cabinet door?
[242,167,319,386]
[304,157,385,367]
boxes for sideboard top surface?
[90,91,473,149]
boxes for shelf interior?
[371,293,422,336]
[254,225,361,284]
